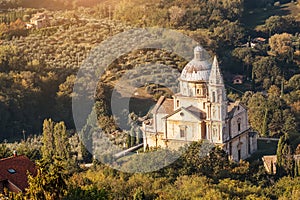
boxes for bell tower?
[208,56,227,143]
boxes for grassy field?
[242,2,300,29]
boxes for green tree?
[247,93,268,136]
[126,133,132,148]
[26,159,67,200]
[136,128,143,145]
[53,121,70,161]
[256,15,299,36]
[41,119,55,161]
[252,56,280,85]
[41,119,74,173]
[276,133,295,177]
[269,33,293,62]
[0,143,11,158]
[56,75,76,128]
[177,141,230,180]
[133,187,145,200]
[232,47,254,77]
[273,176,300,199]
[0,45,26,72]
[130,127,137,147]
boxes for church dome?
[180,46,211,82]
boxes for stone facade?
[142,46,257,161]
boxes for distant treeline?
[1,0,112,9]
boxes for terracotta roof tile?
[151,96,174,115]
[0,155,37,192]
[157,99,174,114]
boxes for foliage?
[113,0,244,30]
[245,91,296,137]
[0,143,11,158]
[272,176,300,200]
[41,119,76,174]
[269,33,293,62]
[0,2,299,199]
[26,158,68,200]
[64,186,108,200]
[276,133,295,177]
[256,15,299,36]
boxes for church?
[141,46,257,161]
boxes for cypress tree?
[130,127,136,147]
[136,128,143,145]
[262,108,268,136]
[53,121,70,161]
[270,160,274,174]
[294,160,299,177]
[126,133,131,148]
[276,133,294,177]
[41,119,55,161]
[277,135,284,166]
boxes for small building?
[250,37,266,48]
[252,37,266,44]
[233,75,244,85]
[262,155,277,174]
[262,154,300,174]
[30,13,49,29]
[0,155,37,193]
[25,23,34,29]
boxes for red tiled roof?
[157,99,174,114]
[151,96,174,115]
[0,155,37,192]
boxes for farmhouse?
[29,13,50,29]
[142,46,257,161]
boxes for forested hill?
[0,1,300,199]
[0,0,299,145]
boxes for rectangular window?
[176,100,180,108]
[180,126,186,138]
[237,118,241,132]
[213,128,217,138]
[238,149,241,161]
[229,142,232,156]
[203,102,205,109]
[248,136,251,154]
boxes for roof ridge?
[0,155,26,162]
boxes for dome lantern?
[194,46,204,61]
